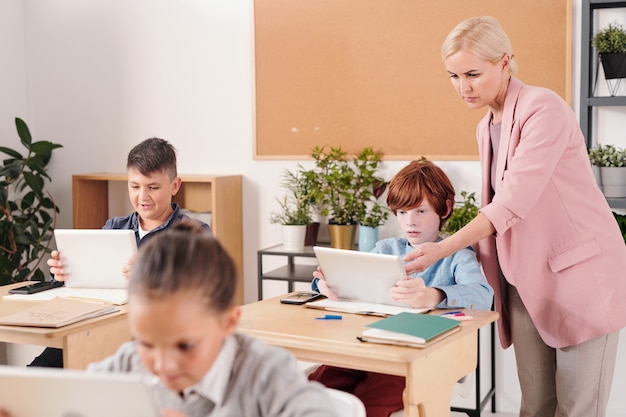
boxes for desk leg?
[62,317,131,369]
[403,332,478,417]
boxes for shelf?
[607,197,626,208]
[258,244,317,257]
[586,96,626,106]
[580,0,626,147]
[261,265,318,282]
[588,0,626,7]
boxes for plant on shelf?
[269,167,320,250]
[443,191,480,235]
[0,118,63,285]
[592,22,626,55]
[309,145,385,225]
[269,168,315,226]
[358,199,390,229]
[306,145,386,249]
[588,144,626,167]
[587,144,626,198]
[592,22,626,95]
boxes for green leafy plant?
[443,191,479,235]
[358,201,390,228]
[0,118,62,285]
[269,168,315,225]
[308,145,386,225]
[357,180,390,228]
[592,22,626,54]
[588,144,626,167]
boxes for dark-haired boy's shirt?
[104,202,211,244]
[30,203,211,369]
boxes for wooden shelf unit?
[72,173,243,304]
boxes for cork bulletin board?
[253,0,572,160]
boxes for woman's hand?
[46,250,68,281]
[403,242,445,276]
[390,276,444,308]
[312,266,339,300]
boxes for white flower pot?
[600,166,626,198]
[281,225,307,251]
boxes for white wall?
[2,0,626,414]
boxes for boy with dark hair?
[31,137,210,368]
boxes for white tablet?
[313,246,409,306]
[0,365,158,417]
[54,229,137,289]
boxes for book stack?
[358,312,461,348]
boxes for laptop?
[313,246,409,306]
[0,365,158,417]
[54,229,137,289]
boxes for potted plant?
[356,182,390,252]
[307,145,386,249]
[0,118,63,285]
[270,168,316,251]
[588,144,626,198]
[443,191,480,236]
[592,22,626,94]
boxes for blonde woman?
[404,16,626,417]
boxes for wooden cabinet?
[72,173,243,304]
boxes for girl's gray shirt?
[88,333,340,417]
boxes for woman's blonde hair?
[441,16,517,74]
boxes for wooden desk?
[0,282,130,369]
[238,296,498,417]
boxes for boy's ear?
[170,177,182,196]
[444,198,453,219]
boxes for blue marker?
[440,311,463,316]
[316,314,342,320]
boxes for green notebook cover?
[366,312,460,342]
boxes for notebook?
[0,365,158,417]
[0,297,118,328]
[312,246,410,307]
[358,312,461,348]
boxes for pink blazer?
[477,77,626,348]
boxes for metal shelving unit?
[580,0,626,148]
